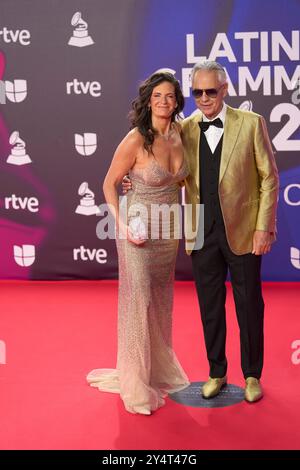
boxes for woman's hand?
[127,228,146,246]
[117,221,145,246]
[122,174,132,194]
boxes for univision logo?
[14,245,35,267]
[290,247,300,269]
[0,79,27,104]
[75,133,97,156]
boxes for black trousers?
[191,223,264,379]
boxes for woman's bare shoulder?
[123,127,144,147]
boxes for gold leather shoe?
[244,377,263,402]
[201,375,227,398]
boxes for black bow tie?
[199,118,223,132]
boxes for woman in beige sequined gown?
[87,72,190,415]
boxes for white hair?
[191,61,227,84]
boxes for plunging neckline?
[131,156,185,178]
[151,156,185,177]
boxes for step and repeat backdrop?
[0,0,299,280]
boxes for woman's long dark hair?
[129,72,184,153]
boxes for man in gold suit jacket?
[182,61,279,402]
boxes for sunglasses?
[191,85,224,99]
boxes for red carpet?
[0,280,299,450]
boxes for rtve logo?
[66,79,101,97]
[0,27,31,45]
[75,133,97,156]
[14,245,36,267]
[73,246,107,264]
[4,194,39,213]
[0,79,27,104]
[284,184,300,206]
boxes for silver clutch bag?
[128,216,147,240]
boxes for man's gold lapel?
[219,106,244,183]
[188,113,202,191]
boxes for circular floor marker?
[169,381,244,408]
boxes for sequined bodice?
[128,157,188,206]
